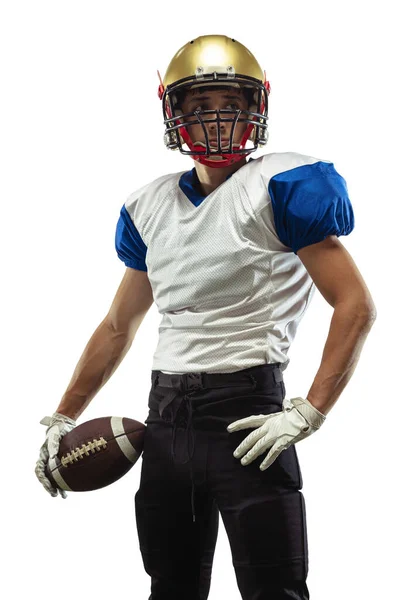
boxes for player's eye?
[226,103,240,111]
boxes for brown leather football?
[45,416,146,492]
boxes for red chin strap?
[193,154,247,168]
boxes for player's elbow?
[336,300,377,327]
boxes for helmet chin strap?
[193,152,250,169]
[187,138,251,169]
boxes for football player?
[35,35,376,599]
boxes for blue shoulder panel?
[268,161,355,254]
[115,204,148,271]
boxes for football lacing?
[61,437,108,467]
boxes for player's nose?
[207,110,227,134]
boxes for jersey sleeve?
[115,204,148,271]
[268,161,355,254]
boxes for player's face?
[180,88,250,155]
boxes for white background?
[1,1,398,598]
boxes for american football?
[45,416,146,492]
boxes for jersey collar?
[179,158,254,207]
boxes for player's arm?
[228,235,377,470]
[55,267,154,421]
[297,235,376,415]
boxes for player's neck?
[193,157,247,196]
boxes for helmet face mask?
[162,77,269,166]
[158,36,271,168]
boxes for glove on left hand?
[227,397,326,471]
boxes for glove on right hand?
[35,412,77,498]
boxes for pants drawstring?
[159,390,197,522]
[170,397,196,522]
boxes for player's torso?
[123,152,325,371]
[136,156,293,325]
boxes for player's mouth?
[209,138,230,146]
[196,140,238,151]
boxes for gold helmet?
[157,35,271,168]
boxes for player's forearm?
[305,303,377,416]
[55,318,133,421]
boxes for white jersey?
[115,152,354,374]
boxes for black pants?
[134,363,310,600]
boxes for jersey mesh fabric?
[115,152,354,374]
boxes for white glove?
[227,397,326,471]
[35,412,77,498]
